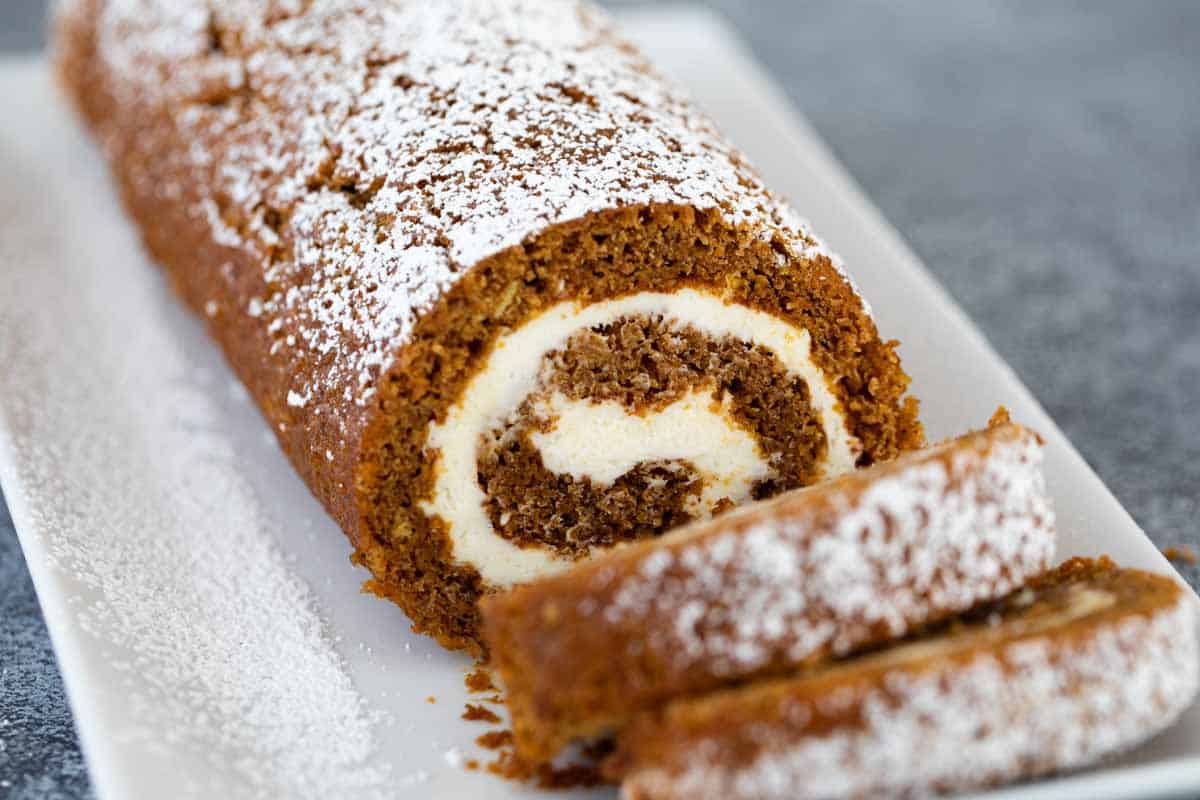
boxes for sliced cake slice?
[608,558,1200,800]
[481,417,1055,760]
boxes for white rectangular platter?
[2,8,1198,800]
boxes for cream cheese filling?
[420,288,860,587]
[530,387,769,518]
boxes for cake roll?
[608,558,1200,800]
[482,419,1054,760]
[54,0,922,651]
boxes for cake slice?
[481,418,1055,760]
[608,558,1200,800]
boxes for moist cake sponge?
[608,558,1200,800]
[481,419,1055,760]
[54,0,921,651]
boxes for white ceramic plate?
[2,8,1198,800]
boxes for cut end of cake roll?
[608,558,1200,800]
[358,205,923,652]
[428,286,865,581]
[480,418,1053,760]
[54,0,921,654]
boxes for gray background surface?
[3,1,1198,797]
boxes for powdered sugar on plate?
[0,75,392,800]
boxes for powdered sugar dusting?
[624,589,1200,800]
[0,102,391,798]
[603,426,1055,678]
[67,0,845,417]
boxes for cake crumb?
[1163,546,1198,565]
[485,749,606,789]
[465,664,497,693]
[463,703,502,724]
[477,729,608,789]
[476,729,514,750]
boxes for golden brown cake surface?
[481,420,1054,760]
[608,558,1200,800]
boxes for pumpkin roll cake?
[608,558,1200,800]
[482,419,1055,760]
[54,0,921,650]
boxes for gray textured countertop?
[3,1,1198,797]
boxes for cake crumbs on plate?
[476,729,514,750]
[463,703,502,724]
[480,734,609,791]
[486,750,606,790]
[474,727,611,788]
[465,663,498,693]
[1163,545,1198,565]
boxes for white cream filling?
[530,388,769,518]
[420,288,860,587]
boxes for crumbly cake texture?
[480,420,1054,760]
[608,558,1200,800]
[54,0,921,651]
